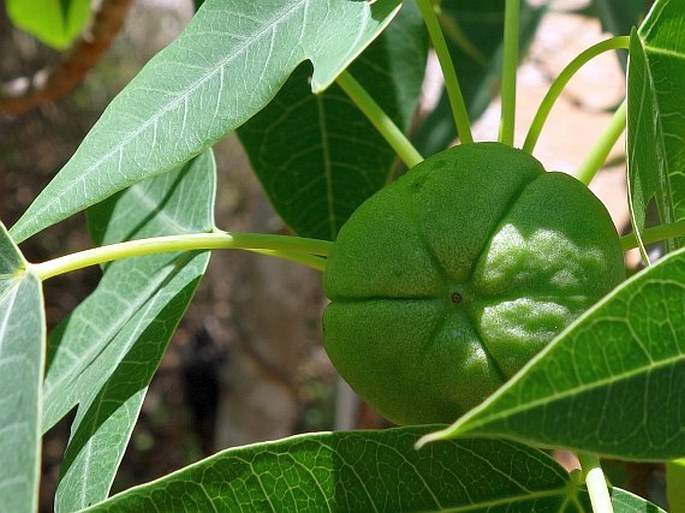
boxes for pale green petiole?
[620,219,685,252]
[578,453,614,513]
[415,0,473,144]
[31,232,332,281]
[575,100,626,185]
[499,0,520,146]
[248,249,327,271]
[336,71,423,168]
[523,36,631,153]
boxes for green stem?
[575,100,627,185]
[620,219,685,251]
[578,453,614,513]
[523,36,630,153]
[336,71,423,167]
[31,232,332,281]
[248,249,327,272]
[415,0,473,144]
[499,0,520,146]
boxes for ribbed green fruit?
[323,142,625,425]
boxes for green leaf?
[627,0,685,252]
[6,0,90,49]
[418,248,685,461]
[0,223,45,513]
[612,488,666,512]
[44,152,216,512]
[667,458,685,513]
[10,0,402,243]
[238,3,428,239]
[413,1,545,156]
[81,427,593,512]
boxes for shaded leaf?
[627,0,685,253]
[238,2,428,239]
[418,248,685,461]
[45,152,215,512]
[10,0,402,243]
[82,427,593,512]
[0,223,45,513]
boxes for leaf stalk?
[523,36,631,153]
[620,219,685,251]
[415,0,473,144]
[575,100,626,185]
[499,0,520,146]
[578,453,614,513]
[31,232,332,280]
[336,71,423,167]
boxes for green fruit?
[322,142,625,425]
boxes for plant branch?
[30,232,332,281]
[523,36,631,153]
[499,0,520,146]
[575,100,626,185]
[578,453,614,513]
[336,71,423,167]
[0,0,133,116]
[620,219,685,251]
[415,0,473,144]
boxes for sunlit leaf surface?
[10,0,401,243]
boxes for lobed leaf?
[419,248,685,461]
[238,2,428,239]
[0,223,45,513]
[44,152,216,512]
[10,0,401,243]
[627,0,685,254]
